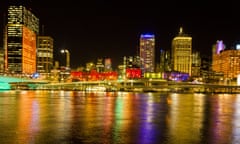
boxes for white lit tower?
[171,27,192,75]
[139,34,155,74]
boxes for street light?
[61,49,70,68]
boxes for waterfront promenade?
[2,75,240,93]
[32,79,240,93]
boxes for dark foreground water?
[0,90,240,144]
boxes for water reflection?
[168,93,205,143]
[0,90,240,143]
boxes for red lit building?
[126,68,141,79]
[71,70,118,81]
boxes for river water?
[0,90,240,144]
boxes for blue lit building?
[139,34,155,74]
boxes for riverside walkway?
[33,79,240,93]
[2,76,240,93]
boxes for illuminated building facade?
[4,5,39,74]
[104,58,112,71]
[171,27,192,75]
[212,40,225,76]
[37,36,53,73]
[159,49,171,72]
[71,70,118,81]
[125,56,141,69]
[124,56,141,79]
[212,43,240,79]
[140,34,155,74]
[96,58,104,72]
[0,48,4,73]
[191,51,201,77]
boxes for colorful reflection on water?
[0,90,240,143]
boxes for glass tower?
[139,34,155,74]
[4,5,39,74]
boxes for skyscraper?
[171,27,192,75]
[159,49,171,72]
[4,5,39,74]
[139,34,155,74]
[37,36,54,73]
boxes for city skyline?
[0,0,239,69]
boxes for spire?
[177,26,189,37]
[179,27,183,34]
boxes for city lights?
[61,49,70,68]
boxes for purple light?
[216,40,225,54]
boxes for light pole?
[61,49,70,68]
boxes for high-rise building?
[124,56,141,68]
[191,50,201,77]
[4,5,39,74]
[139,34,155,74]
[0,48,4,73]
[37,36,54,73]
[104,58,112,71]
[212,49,240,79]
[96,58,104,72]
[159,49,171,72]
[171,27,192,75]
[212,41,240,79]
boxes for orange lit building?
[212,49,240,79]
[4,5,39,74]
[22,26,37,73]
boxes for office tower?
[139,34,155,74]
[37,36,54,73]
[212,40,225,74]
[86,62,95,72]
[159,49,171,72]
[0,48,4,73]
[171,27,192,75]
[104,58,112,71]
[124,56,141,68]
[213,49,240,79]
[4,5,39,74]
[191,51,201,77]
[123,56,141,79]
[212,41,240,79]
[96,58,104,72]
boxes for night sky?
[1,0,239,69]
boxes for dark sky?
[1,0,240,69]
